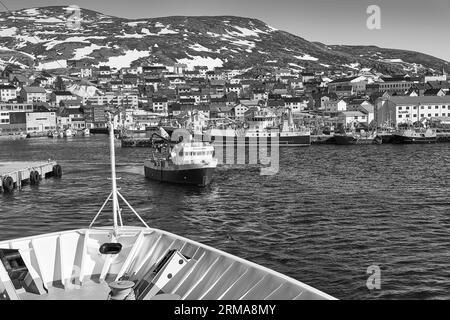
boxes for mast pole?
[108,112,119,231]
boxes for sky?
[1,0,449,62]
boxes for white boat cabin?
[170,142,217,166]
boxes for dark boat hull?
[377,134,394,144]
[206,134,310,147]
[391,135,437,144]
[334,135,357,145]
[144,164,215,187]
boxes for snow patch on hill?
[34,17,64,23]
[100,49,150,69]
[158,27,178,35]
[67,83,101,98]
[0,27,17,37]
[141,28,157,35]
[73,44,105,60]
[126,21,148,27]
[189,43,213,52]
[294,54,319,61]
[226,26,265,37]
[36,59,67,70]
[22,8,40,16]
[176,55,223,70]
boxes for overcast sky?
[1,0,449,62]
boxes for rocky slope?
[0,6,449,75]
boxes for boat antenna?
[89,109,150,231]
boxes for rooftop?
[386,96,450,105]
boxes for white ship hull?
[0,226,335,300]
[202,129,311,147]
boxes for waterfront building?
[57,108,85,130]
[26,111,57,134]
[375,96,450,127]
[84,104,108,128]
[338,111,368,127]
[357,102,375,125]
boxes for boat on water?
[63,128,73,138]
[0,112,334,300]
[202,108,310,147]
[391,128,437,144]
[0,132,27,140]
[334,131,382,145]
[144,130,217,187]
[81,128,90,136]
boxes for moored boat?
[0,111,334,300]
[391,128,437,144]
[334,131,382,145]
[63,128,73,138]
[203,108,310,147]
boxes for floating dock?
[0,161,62,193]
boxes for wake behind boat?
[0,111,334,300]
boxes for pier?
[0,161,62,193]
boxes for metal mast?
[89,109,150,231]
[108,112,119,230]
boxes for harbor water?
[0,136,449,299]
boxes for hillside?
[0,6,449,75]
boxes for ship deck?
[18,280,110,300]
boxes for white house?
[20,87,47,103]
[323,99,347,113]
[0,84,17,102]
[338,111,368,126]
[284,97,308,113]
[233,104,250,119]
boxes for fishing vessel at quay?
[202,108,311,147]
[334,130,382,145]
[0,112,334,301]
[391,128,437,144]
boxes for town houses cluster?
[0,59,450,136]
